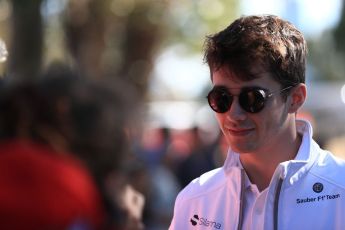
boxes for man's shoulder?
[176,167,226,203]
[312,149,345,189]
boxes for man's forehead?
[212,65,274,82]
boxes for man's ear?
[288,83,307,113]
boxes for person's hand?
[121,184,145,230]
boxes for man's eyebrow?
[212,85,268,91]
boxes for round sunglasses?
[207,85,294,113]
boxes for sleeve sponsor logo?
[190,214,222,229]
[312,182,324,193]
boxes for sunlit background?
[1,0,345,229]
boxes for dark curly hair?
[204,14,307,88]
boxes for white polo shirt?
[242,171,268,230]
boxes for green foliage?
[161,0,239,54]
[308,35,345,81]
[308,3,345,81]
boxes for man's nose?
[226,97,247,122]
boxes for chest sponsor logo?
[190,214,222,229]
[296,194,340,204]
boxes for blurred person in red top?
[0,140,105,230]
[0,64,144,230]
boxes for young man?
[169,14,345,230]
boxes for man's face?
[211,68,291,154]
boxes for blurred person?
[145,147,181,230]
[0,80,105,229]
[132,125,182,230]
[0,137,105,230]
[170,15,345,229]
[176,127,218,188]
[0,65,144,230]
[134,126,171,167]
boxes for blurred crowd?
[0,64,144,229]
[0,62,229,230]
[131,124,229,229]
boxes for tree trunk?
[8,0,43,80]
[64,0,107,79]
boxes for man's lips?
[225,127,255,136]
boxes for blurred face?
[210,68,291,154]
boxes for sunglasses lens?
[239,89,266,113]
[207,88,232,113]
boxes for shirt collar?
[294,119,313,161]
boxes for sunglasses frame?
[207,85,294,114]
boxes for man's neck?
[239,132,302,192]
